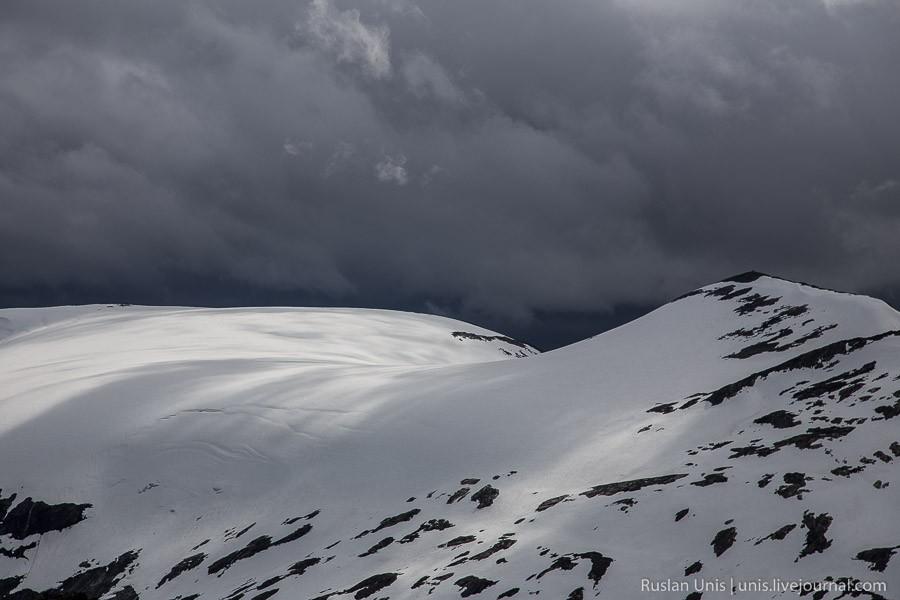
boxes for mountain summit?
[2,275,899,599]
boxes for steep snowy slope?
[1,273,899,600]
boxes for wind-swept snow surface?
[2,274,899,599]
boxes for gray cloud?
[1,0,899,325]
[303,0,393,78]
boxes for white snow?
[1,276,899,599]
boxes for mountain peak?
[721,270,769,283]
[3,281,900,598]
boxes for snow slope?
[1,273,899,600]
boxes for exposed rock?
[755,524,796,545]
[471,485,500,509]
[447,488,471,504]
[576,552,614,587]
[704,332,899,406]
[273,523,312,545]
[0,541,36,559]
[797,512,833,560]
[753,410,800,429]
[191,539,210,551]
[831,465,865,477]
[722,302,808,338]
[454,576,497,597]
[711,527,737,557]
[359,536,393,557]
[534,552,612,587]
[793,363,876,401]
[0,577,23,597]
[874,399,900,419]
[285,558,320,583]
[258,557,321,589]
[726,329,792,359]
[208,536,273,575]
[108,586,139,600]
[358,509,420,537]
[7,550,139,600]
[451,331,536,354]
[400,518,454,543]
[0,490,17,521]
[536,495,569,512]
[0,497,92,540]
[535,555,578,579]
[691,473,727,487]
[157,553,206,588]
[729,444,778,458]
[226,523,255,541]
[581,474,688,498]
[775,473,809,499]
[873,451,892,463]
[773,426,855,451]
[441,535,477,548]
[469,538,516,561]
[854,546,899,572]
[313,573,399,600]
[734,293,779,315]
[612,497,636,512]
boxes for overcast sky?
[2,0,899,347]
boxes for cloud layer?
[2,0,899,325]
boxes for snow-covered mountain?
[2,273,899,600]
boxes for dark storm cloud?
[2,0,900,325]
